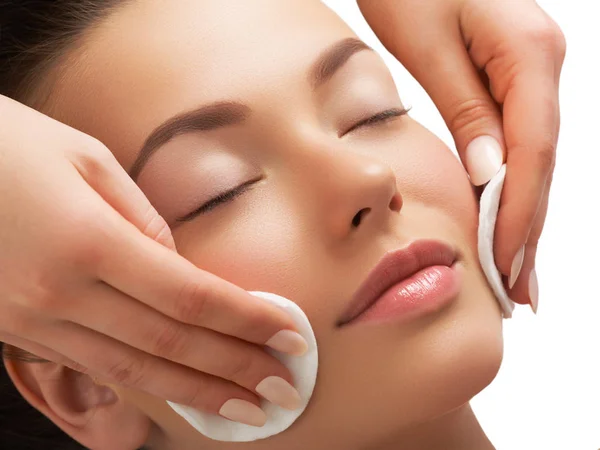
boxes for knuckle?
[81,135,113,162]
[447,98,498,137]
[19,266,71,315]
[173,281,210,323]
[141,206,172,244]
[532,141,556,172]
[222,353,256,384]
[105,356,146,386]
[20,271,70,314]
[524,20,566,57]
[71,136,114,181]
[180,381,207,409]
[237,308,286,344]
[150,321,189,359]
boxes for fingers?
[507,170,552,309]
[468,4,565,277]
[1,331,266,426]
[361,0,565,292]
[492,68,559,276]
[401,41,506,187]
[69,137,176,251]
[23,318,263,415]
[56,281,299,410]
[88,212,303,353]
[2,284,302,417]
[509,241,539,310]
[359,0,505,186]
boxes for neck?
[379,403,494,450]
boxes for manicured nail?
[265,330,307,356]
[529,269,539,314]
[465,135,503,186]
[256,376,301,411]
[219,399,267,427]
[509,246,525,289]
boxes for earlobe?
[3,356,152,450]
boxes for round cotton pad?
[167,291,318,442]
[478,164,515,318]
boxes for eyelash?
[176,177,261,222]
[342,107,410,136]
[177,108,409,222]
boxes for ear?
[3,356,152,450]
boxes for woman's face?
[44,0,503,448]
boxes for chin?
[417,288,504,424]
[376,275,504,432]
[287,276,503,450]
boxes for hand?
[359,0,566,311]
[0,95,306,423]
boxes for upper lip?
[338,239,458,326]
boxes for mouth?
[337,239,461,327]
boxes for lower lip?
[350,264,462,326]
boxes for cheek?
[172,195,311,299]
[385,123,479,240]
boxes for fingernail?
[265,330,307,356]
[529,269,539,314]
[219,399,267,427]
[256,376,301,411]
[465,135,503,186]
[509,246,526,289]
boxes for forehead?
[48,0,355,168]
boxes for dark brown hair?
[0,1,146,449]
[0,0,127,104]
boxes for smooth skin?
[359,0,565,307]
[0,95,305,413]
[6,1,504,449]
[0,0,564,417]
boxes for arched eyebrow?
[129,101,249,181]
[129,37,372,181]
[309,37,372,89]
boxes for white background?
[325,1,600,449]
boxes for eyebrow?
[309,37,372,89]
[129,102,250,180]
[129,37,372,180]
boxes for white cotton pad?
[478,164,515,318]
[167,291,318,442]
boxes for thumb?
[69,138,177,251]
[360,2,505,185]
[411,43,506,186]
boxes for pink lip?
[338,240,461,326]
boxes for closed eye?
[176,177,262,222]
[176,108,409,223]
[342,107,410,136]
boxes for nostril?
[352,208,371,227]
[389,192,403,212]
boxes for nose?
[312,153,403,238]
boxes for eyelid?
[176,176,262,222]
[174,108,408,223]
[341,107,410,136]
